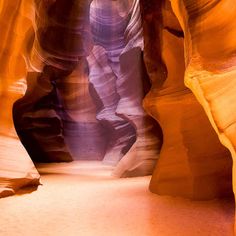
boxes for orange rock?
[0,0,40,198]
[141,0,232,199]
[169,0,236,229]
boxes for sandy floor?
[0,161,234,236]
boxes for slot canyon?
[0,0,236,235]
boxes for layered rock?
[88,0,138,166]
[113,46,162,177]
[141,0,233,199]
[169,0,236,192]
[88,0,162,176]
[0,135,40,198]
[56,58,107,160]
[13,0,94,162]
[2,0,161,175]
[0,0,34,136]
[0,0,40,197]
[169,0,236,227]
[88,45,136,164]
[1,0,235,203]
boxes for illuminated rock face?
[57,59,107,161]
[169,0,236,200]
[88,0,138,165]
[1,0,236,205]
[88,46,137,165]
[1,0,162,177]
[141,0,233,199]
[0,135,40,198]
[13,0,93,162]
[0,0,40,197]
[169,0,236,191]
[88,0,162,176]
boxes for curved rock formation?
[88,0,162,177]
[0,0,40,197]
[88,45,137,164]
[57,58,107,160]
[88,0,138,166]
[0,134,40,198]
[141,0,233,199]
[2,0,161,178]
[169,0,236,193]
[2,0,234,207]
[13,0,94,162]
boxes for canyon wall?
[169,0,236,196]
[141,0,233,200]
[0,0,235,211]
[0,0,40,197]
[13,0,93,162]
[0,0,162,198]
[88,0,162,177]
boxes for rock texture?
[169,0,236,205]
[169,0,236,193]
[1,0,235,209]
[57,59,107,161]
[88,45,137,164]
[0,135,40,198]
[141,0,233,199]
[0,0,40,197]
[88,0,162,177]
[1,0,162,177]
[13,0,94,162]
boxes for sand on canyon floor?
[0,161,234,236]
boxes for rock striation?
[13,0,93,162]
[0,0,40,197]
[1,0,162,178]
[1,0,235,207]
[169,0,236,194]
[88,0,162,177]
[141,0,233,199]
[57,58,107,161]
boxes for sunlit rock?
[0,0,40,197]
[0,135,40,198]
[57,58,107,160]
[1,0,235,206]
[13,0,93,162]
[141,0,233,199]
[88,45,136,164]
[169,0,236,184]
[88,0,162,176]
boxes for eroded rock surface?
[141,0,233,199]
[13,0,93,162]
[0,0,40,197]
[1,0,235,205]
[170,0,236,184]
[88,0,162,176]
[2,0,161,177]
